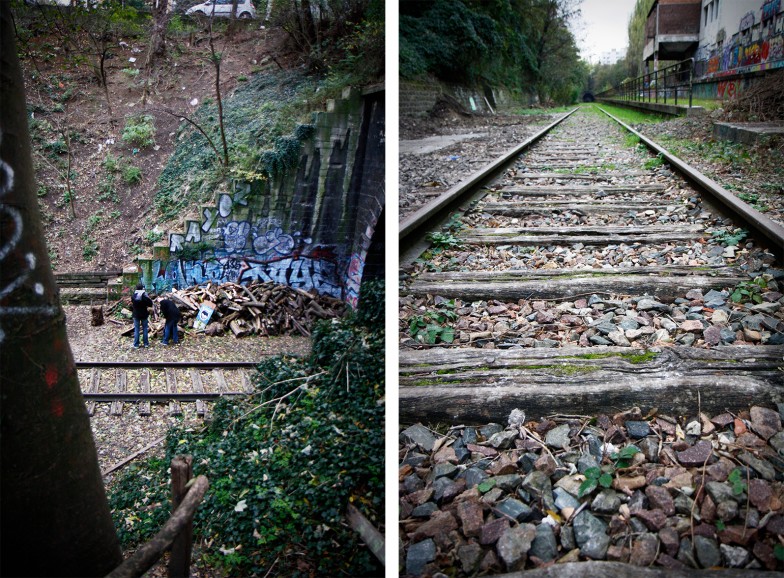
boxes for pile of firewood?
[117,281,347,338]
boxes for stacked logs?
[119,281,347,338]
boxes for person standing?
[160,296,181,345]
[131,282,153,348]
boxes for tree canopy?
[400,0,587,105]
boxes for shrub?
[122,115,156,148]
[123,165,143,185]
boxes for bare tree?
[207,17,230,167]
[0,4,122,575]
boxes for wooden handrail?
[104,475,209,578]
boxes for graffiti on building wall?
[717,79,742,98]
[696,1,784,84]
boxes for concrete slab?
[399,132,486,155]
[714,121,784,145]
[598,98,705,117]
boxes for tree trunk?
[0,4,123,576]
[147,0,170,67]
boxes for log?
[169,456,194,578]
[399,345,784,423]
[106,474,208,578]
[91,305,104,327]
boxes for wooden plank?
[510,171,648,180]
[479,203,672,216]
[138,369,151,416]
[242,371,254,394]
[111,369,126,416]
[399,345,784,423]
[415,265,743,283]
[407,274,745,302]
[464,224,702,236]
[213,369,229,393]
[189,368,207,418]
[495,184,668,194]
[86,368,100,416]
[166,369,182,416]
[459,231,702,246]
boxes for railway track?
[399,105,784,423]
[76,361,259,418]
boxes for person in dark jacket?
[160,296,181,345]
[131,282,153,348]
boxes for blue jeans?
[133,317,149,347]
[162,318,179,344]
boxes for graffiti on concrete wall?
[344,250,366,308]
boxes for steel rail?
[399,108,578,262]
[83,392,247,401]
[75,361,261,369]
[599,107,784,260]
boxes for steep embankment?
[17,15,313,274]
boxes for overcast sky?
[573,0,639,62]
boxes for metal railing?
[596,58,695,108]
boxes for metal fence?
[597,59,695,108]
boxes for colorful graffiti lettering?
[223,221,251,253]
[251,226,297,258]
[769,35,784,60]
[344,251,366,308]
[763,0,781,21]
[717,80,740,99]
[161,255,343,298]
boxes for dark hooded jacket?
[160,299,181,322]
[131,288,153,320]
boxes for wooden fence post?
[169,455,194,578]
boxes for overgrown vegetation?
[400,0,587,105]
[155,70,319,220]
[109,281,385,577]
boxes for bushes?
[108,280,385,577]
[122,114,156,148]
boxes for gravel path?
[399,111,556,220]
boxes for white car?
[185,0,257,19]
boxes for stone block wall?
[129,86,385,309]
[400,78,536,117]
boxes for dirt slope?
[19,16,297,273]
